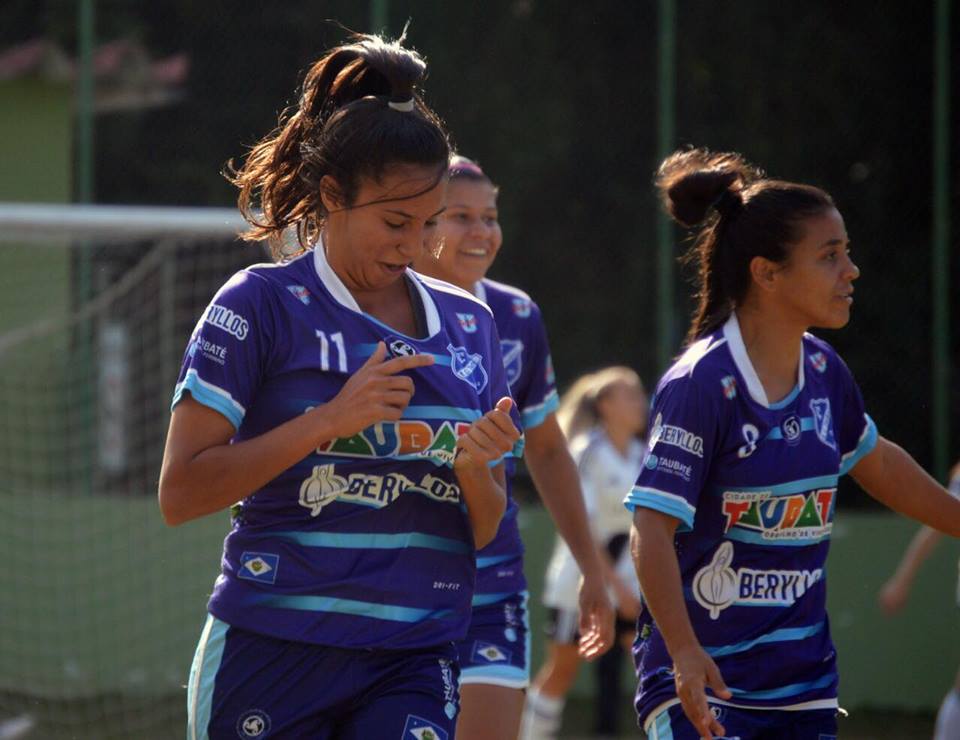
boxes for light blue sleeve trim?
[624,486,695,532]
[520,390,560,431]
[172,369,245,430]
[839,414,878,476]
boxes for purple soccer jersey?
[625,314,877,725]
[172,246,521,651]
[472,278,560,600]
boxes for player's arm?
[878,525,943,614]
[631,508,732,740]
[851,436,960,536]
[454,397,521,548]
[159,343,433,525]
[525,414,615,658]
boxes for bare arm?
[631,508,731,740]
[454,397,521,548]
[851,436,960,536]
[158,343,433,525]
[878,526,943,614]
[525,414,615,658]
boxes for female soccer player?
[413,156,614,740]
[523,367,648,739]
[878,460,960,740]
[627,148,960,740]
[158,34,522,739]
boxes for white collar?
[313,236,441,337]
[472,280,487,304]
[722,312,805,408]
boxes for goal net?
[0,203,267,740]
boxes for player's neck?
[735,304,805,404]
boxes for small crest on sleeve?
[456,312,477,333]
[286,284,311,305]
[511,297,532,318]
[809,351,828,373]
[720,375,737,399]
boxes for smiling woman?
[158,31,524,740]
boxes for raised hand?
[453,397,521,473]
[323,342,434,439]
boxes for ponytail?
[655,147,834,344]
[228,31,450,257]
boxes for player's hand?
[672,645,732,740]
[878,576,911,615]
[454,397,520,473]
[576,572,616,660]
[323,342,434,439]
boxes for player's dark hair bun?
[655,149,759,227]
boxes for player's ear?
[319,175,347,213]
[749,255,780,293]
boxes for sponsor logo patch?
[205,304,249,340]
[403,714,449,740]
[386,335,417,357]
[643,453,693,482]
[238,552,279,584]
[188,334,228,365]
[235,709,271,738]
[721,488,835,542]
[298,464,461,515]
[693,542,823,619]
[781,414,802,446]
[438,658,457,720]
[648,413,704,458]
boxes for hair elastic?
[388,98,415,112]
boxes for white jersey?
[542,429,646,610]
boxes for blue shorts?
[454,591,530,689]
[645,702,838,740]
[187,615,460,739]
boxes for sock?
[934,688,960,740]
[520,688,565,740]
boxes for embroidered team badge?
[385,335,417,357]
[238,552,279,584]
[403,715,449,740]
[446,344,488,393]
[286,284,311,305]
[500,339,524,387]
[511,297,531,318]
[809,398,837,450]
[456,312,478,333]
[473,641,511,663]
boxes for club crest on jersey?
[721,488,835,544]
[386,335,417,357]
[473,641,511,663]
[810,398,837,450]
[286,284,311,305]
[456,312,478,333]
[403,714,449,740]
[511,297,532,318]
[447,344,488,393]
[721,375,738,400]
[693,541,823,619]
[238,552,279,584]
[500,339,524,387]
[809,351,828,373]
